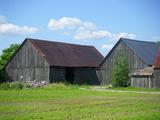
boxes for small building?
[130,67,160,88]
[5,38,104,85]
[99,38,160,88]
[130,49,160,88]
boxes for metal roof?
[154,49,160,68]
[99,38,160,66]
[28,38,104,67]
[122,38,160,65]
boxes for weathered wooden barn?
[5,38,104,84]
[99,38,160,88]
[130,49,160,88]
[130,67,160,88]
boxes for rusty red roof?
[154,49,160,69]
[28,38,104,67]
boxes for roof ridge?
[120,38,157,44]
[26,38,95,48]
[121,38,160,65]
[26,38,104,67]
[99,38,160,67]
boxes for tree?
[0,44,20,82]
[112,52,130,87]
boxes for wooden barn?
[99,38,160,88]
[5,38,104,85]
[130,67,160,88]
[130,49,160,88]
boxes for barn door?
[65,68,74,84]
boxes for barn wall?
[5,40,50,83]
[49,67,100,85]
[99,41,146,85]
[131,76,153,88]
[74,68,100,85]
[153,69,160,88]
[49,67,65,83]
[130,70,160,88]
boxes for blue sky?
[0,0,160,56]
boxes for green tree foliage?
[112,52,130,87]
[0,44,20,82]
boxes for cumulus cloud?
[48,17,82,30]
[101,44,114,50]
[48,17,136,41]
[111,32,136,41]
[0,16,6,24]
[74,30,112,40]
[48,17,97,31]
[0,15,38,36]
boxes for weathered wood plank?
[99,41,146,85]
[5,40,50,83]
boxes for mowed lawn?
[0,84,160,120]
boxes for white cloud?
[74,30,112,40]
[101,44,114,50]
[111,32,136,41]
[48,17,82,30]
[48,17,97,31]
[0,24,37,35]
[48,17,136,41]
[0,16,6,24]
[0,15,38,36]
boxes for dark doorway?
[65,68,74,83]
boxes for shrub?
[0,82,10,90]
[10,82,23,90]
[23,83,32,89]
[0,82,24,90]
[112,52,130,87]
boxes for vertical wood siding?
[99,41,146,85]
[131,76,152,88]
[131,70,160,88]
[49,67,100,85]
[74,68,100,85]
[5,40,50,82]
[153,70,160,88]
[49,67,65,83]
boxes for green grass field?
[0,84,160,120]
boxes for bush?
[0,82,24,90]
[10,82,23,90]
[0,82,10,90]
[112,52,130,87]
[23,83,32,89]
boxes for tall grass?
[0,82,31,90]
